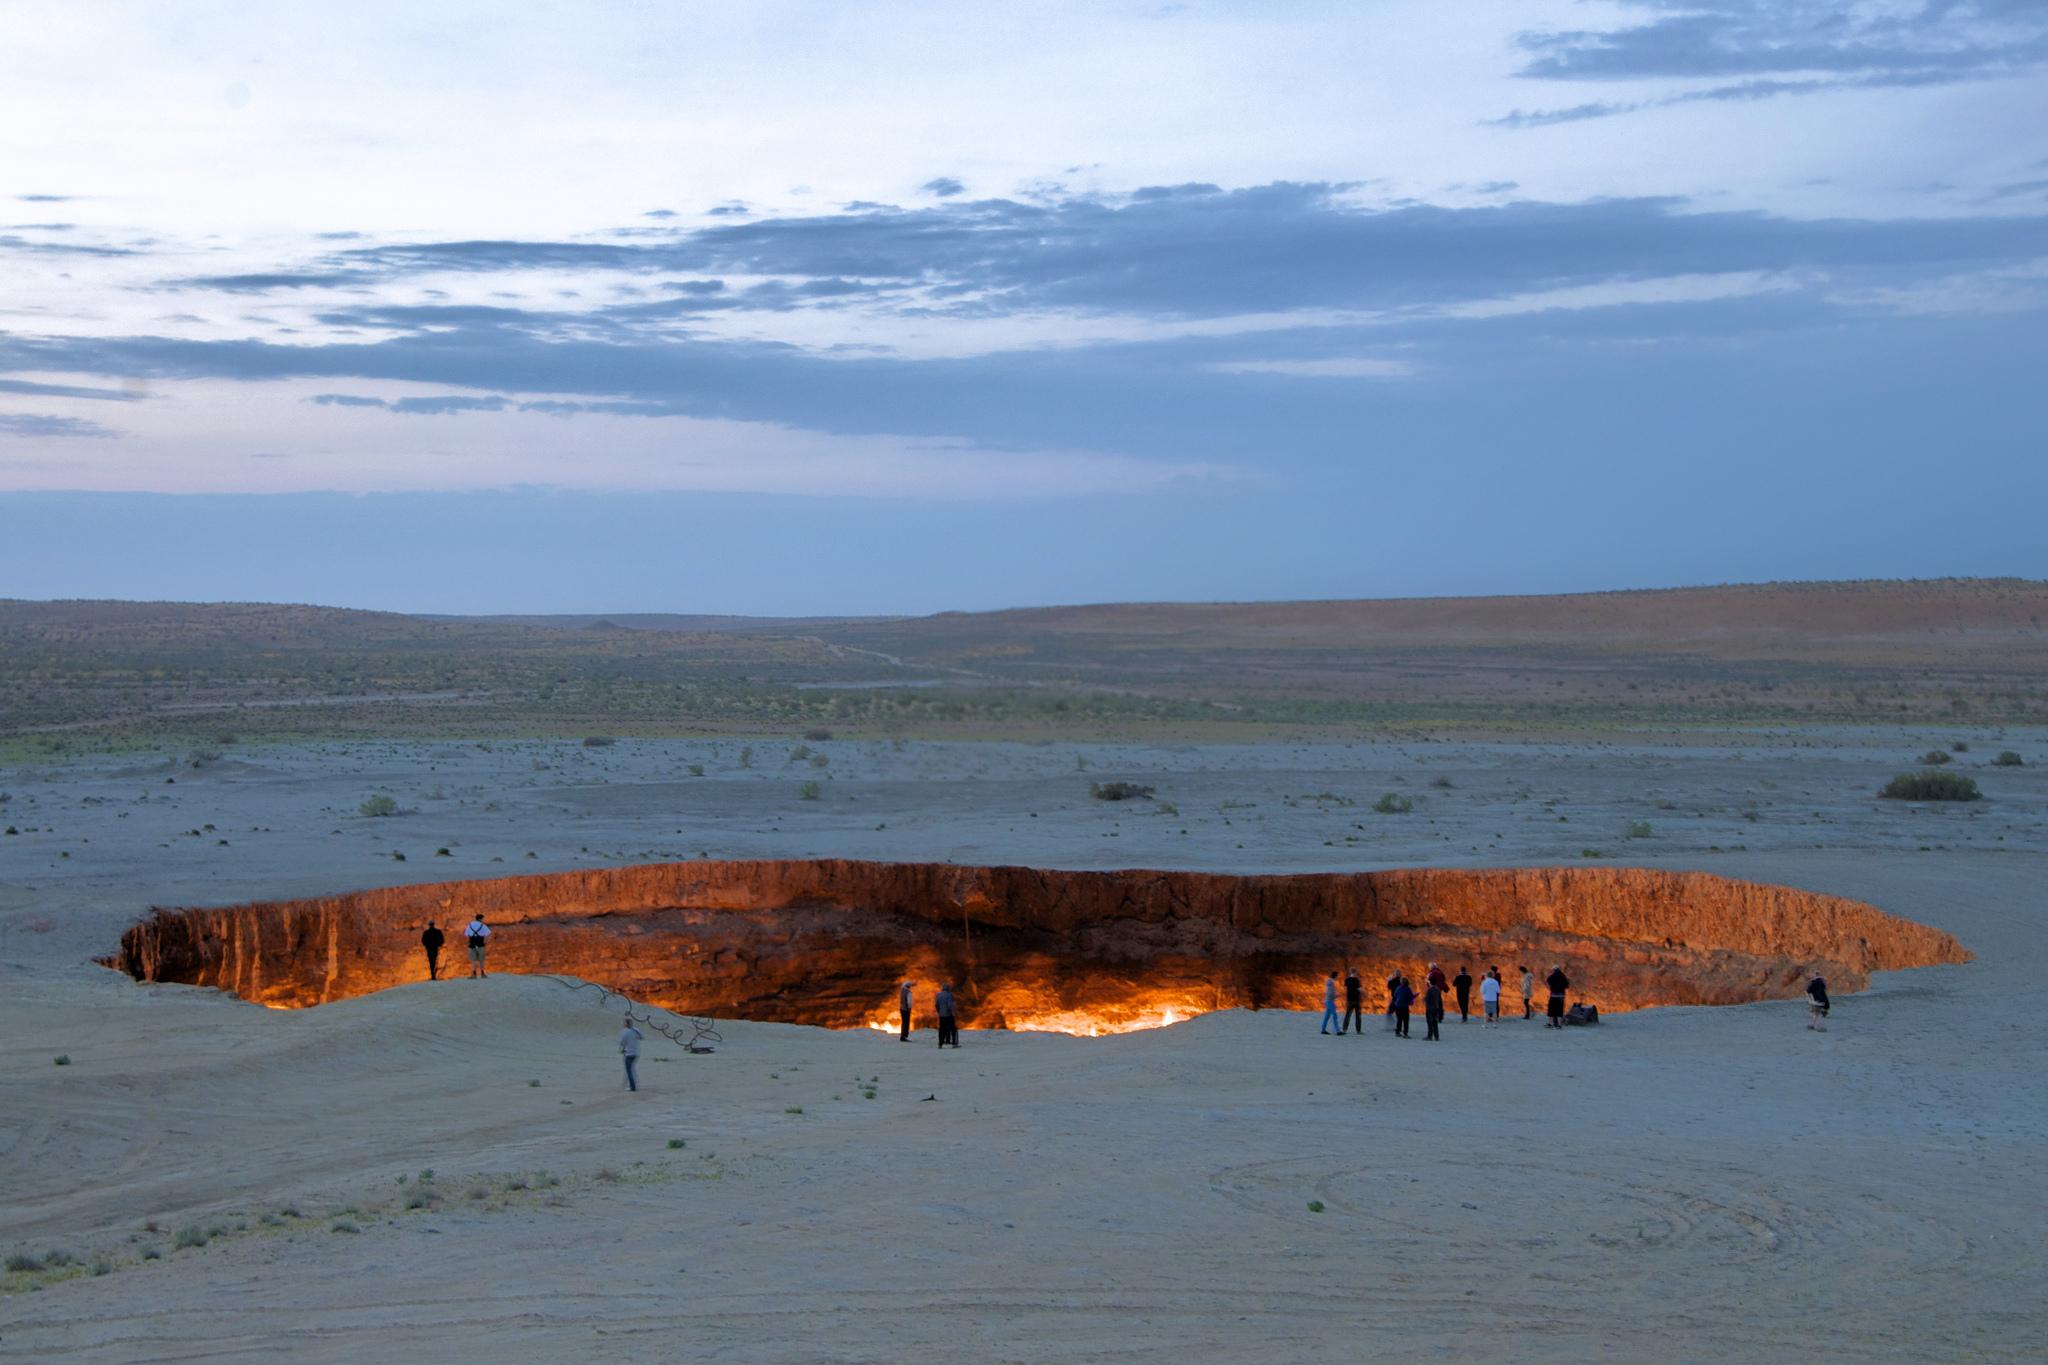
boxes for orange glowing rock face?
[108,859,1968,1034]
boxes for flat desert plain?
[3,732,2044,1361]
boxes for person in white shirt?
[1480,966,1503,1027]
[619,1014,643,1091]
[465,915,492,979]
[899,980,915,1042]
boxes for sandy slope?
[2,737,2043,1361]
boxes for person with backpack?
[1423,977,1445,1041]
[465,914,492,979]
[1320,971,1340,1035]
[619,1014,643,1091]
[1544,964,1570,1028]
[420,920,445,980]
[1806,973,1830,1031]
[1452,966,1473,1023]
[1341,968,1365,1035]
[1389,973,1415,1038]
[1480,966,1502,1027]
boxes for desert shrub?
[803,728,834,741]
[172,1226,209,1250]
[359,794,398,818]
[738,746,753,769]
[1625,821,1653,839]
[1373,793,1413,814]
[1951,741,1969,752]
[1917,750,1952,765]
[1993,751,2024,767]
[1156,801,1179,816]
[53,1054,70,1066]
[687,763,705,777]
[434,847,451,857]
[808,753,830,768]
[788,744,812,762]
[798,781,822,801]
[582,736,615,747]
[1090,781,1154,801]
[1879,772,1982,801]
[188,750,222,768]
[5,1252,44,1272]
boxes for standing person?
[1427,962,1448,995]
[1321,971,1341,1035]
[420,920,445,980]
[1385,968,1403,1031]
[1521,966,1536,1020]
[899,979,915,1042]
[1390,973,1415,1038]
[619,1014,643,1092]
[465,913,492,979]
[1453,966,1473,1023]
[1545,964,1570,1029]
[1423,977,1445,1041]
[935,982,959,1048]
[1806,973,1830,1031]
[1480,967,1502,1027]
[1341,968,1365,1035]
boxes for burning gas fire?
[862,991,1214,1037]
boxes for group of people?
[1321,962,1573,1039]
[899,979,962,1047]
[419,915,493,979]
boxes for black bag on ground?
[1565,1003,1599,1026]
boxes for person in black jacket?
[1423,979,1445,1040]
[1341,969,1364,1035]
[1452,966,1473,1023]
[420,920,445,980]
[1390,973,1415,1038]
[1806,973,1830,1031]
[1545,965,1570,1028]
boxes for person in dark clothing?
[1545,965,1570,1028]
[1423,980,1445,1040]
[1806,973,1830,1031]
[1341,969,1364,1035]
[935,983,960,1048]
[1390,974,1415,1037]
[1384,969,1402,1031]
[420,920,445,980]
[1426,962,1448,994]
[898,979,915,1042]
[1452,966,1473,1022]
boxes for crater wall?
[111,860,1969,1032]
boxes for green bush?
[1993,750,2024,767]
[1879,772,1981,801]
[1373,793,1413,814]
[1090,781,1154,801]
[359,794,398,818]
[1625,821,1653,839]
[1917,750,1952,765]
[172,1226,209,1250]
[798,781,822,800]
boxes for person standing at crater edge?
[1480,966,1502,1027]
[619,1013,643,1091]
[1423,975,1445,1041]
[1806,972,1830,1031]
[935,982,959,1048]
[899,979,915,1042]
[1521,965,1536,1021]
[1341,968,1365,1035]
[1389,973,1415,1038]
[465,913,492,979]
[1453,965,1473,1023]
[1319,971,1340,1035]
[1545,963,1570,1029]
[421,919,445,981]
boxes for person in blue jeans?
[619,1014,642,1091]
[1320,971,1340,1034]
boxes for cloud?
[1514,1,2048,84]
[0,413,118,438]
[0,233,134,257]
[921,177,965,198]
[0,378,140,402]
[179,269,381,292]
[15,194,74,203]
[643,209,678,220]
[309,392,391,407]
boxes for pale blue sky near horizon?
[3,2,2045,614]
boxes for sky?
[2,0,2045,614]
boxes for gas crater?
[110,859,1968,1034]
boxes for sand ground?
[2,733,2044,1361]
